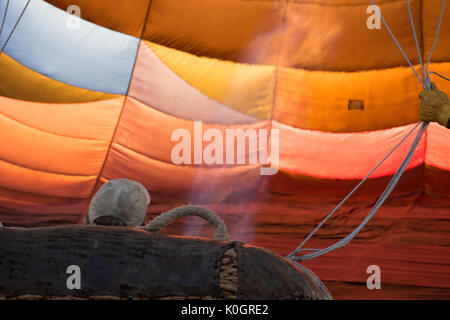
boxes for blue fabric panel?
[0,0,139,95]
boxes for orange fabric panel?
[0,97,124,175]
[114,97,268,165]
[44,0,450,72]
[275,121,425,180]
[45,0,151,38]
[0,158,96,198]
[0,114,105,175]
[274,65,423,132]
[0,96,125,140]
[101,143,262,199]
[0,186,89,215]
[144,0,421,70]
[279,0,421,71]
[425,122,450,171]
[0,97,124,198]
[143,0,285,65]
[423,0,450,64]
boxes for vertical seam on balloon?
[82,42,141,215]
[79,95,128,217]
[81,1,155,216]
[140,0,154,43]
[95,40,141,179]
[125,0,154,98]
[122,0,153,98]
[94,44,141,181]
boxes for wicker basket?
[0,207,331,300]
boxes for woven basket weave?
[0,207,331,300]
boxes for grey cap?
[88,178,150,227]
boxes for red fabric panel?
[275,121,426,179]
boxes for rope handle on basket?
[141,205,230,241]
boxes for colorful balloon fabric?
[0,0,450,299]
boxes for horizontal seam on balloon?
[0,92,124,107]
[424,156,450,171]
[289,0,407,7]
[0,185,92,201]
[272,119,417,136]
[0,53,126,97]
[275,97,418,105]
[0,53,120,101]
[140,41,450,74]
[143,40,276,71]
[279,63,450,74]
[144,40,436,72]
[122,97,269,130]
[0,206,88,214]
[424,164,450,174]
[0,94,125,106]
[126,94,264,125]
[282,61,450,73]
[0,156,99,178]
[272,119,422,134]
[0,108,118,142]
[279,161,424,180]
[111,142,261,171]
[272,121,422,134]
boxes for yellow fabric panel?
[279,0,422,71]
[146,42,275,120]
[274,65,425,132]
[0,96,125,140]
[45,0,151,38]
[143,0,285,65]
[0,53,117,103]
